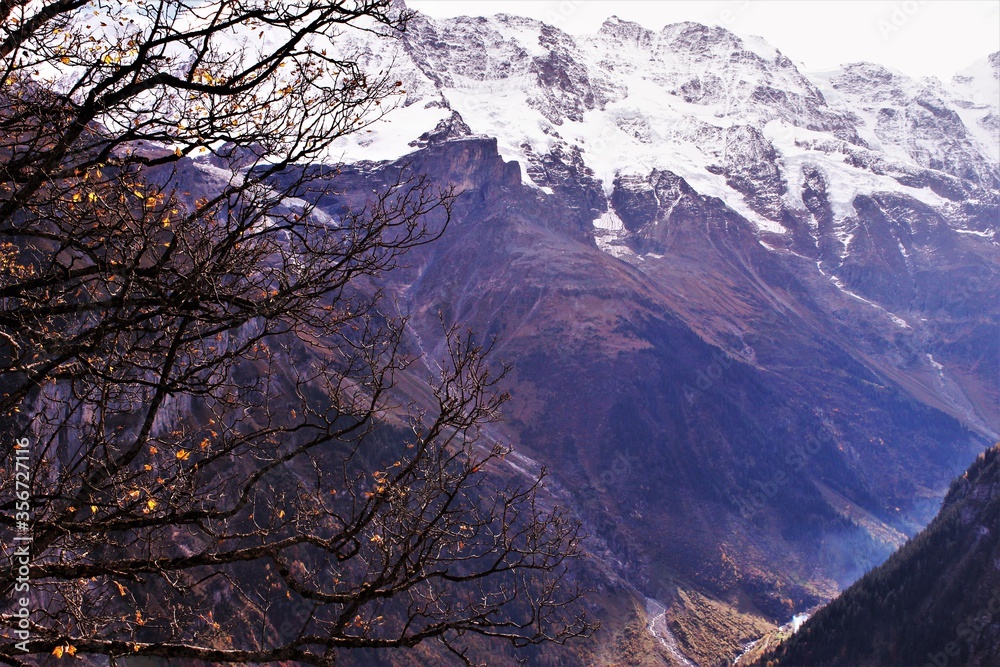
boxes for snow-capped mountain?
[326,8,998,436]
[330,12,997,239]
[288,8,998,665]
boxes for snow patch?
[954,228,995,239]
[927,353,945,375]
[593,209,625,231]
[763,119,951,224]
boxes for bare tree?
[0,0,594,663]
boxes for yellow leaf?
[176,450,190,461]
[146,499,157,511]
[127,489,140,499]
[60,56,71,64]
[65,646,76,656]
[278,509,285,519]
[149,446,158,455]
[52,646,63,659]
[91,505,98,514]
[174,147,183,157]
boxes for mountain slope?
[751,443,1000,667]
[269,130,990,665]
[332,10,999,437]
[269,8,999,665]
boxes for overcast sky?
[407,1,1000,81]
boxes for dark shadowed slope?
[752,443,1000,667]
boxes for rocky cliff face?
[270,8,999,665]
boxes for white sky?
[406,0,1000,81]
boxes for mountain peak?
[330,6,998,228]
[599,14,648,31]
